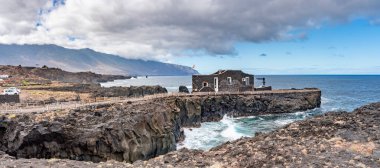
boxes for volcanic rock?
[0,89,320,165]
[179,86,190,93]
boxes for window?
[203,82,209,87]
[227,77,232,85]
[245,77,249,85]
[214,77,218,89]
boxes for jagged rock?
[92,85,168,97]
[1,100,379,167]
[26,84,168,98]
[134,102,380,167]
[179,86,189,93]
[0,89,320,164]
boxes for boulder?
[178,86,189,93]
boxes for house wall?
[192,71,254,92]
[192,75,215,92]
[216,71,254,92]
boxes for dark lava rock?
[92,85,168,97]
[0,103,380,168]
[27,84,168,98]
[0,89,321,167]
[179,86,190,93]
[135,102,380,167]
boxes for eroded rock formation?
[25,84,168,98]
[134,102,380,167]
[0,89,320,163]
[178,86,190,93]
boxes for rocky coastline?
[134,102,380,167]
[0,100,379,167]
[0,89,320,165]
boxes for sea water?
[102,75,380,150]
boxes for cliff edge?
[0,89,320,164]
[134,102,380,167]
[0,99,379,167]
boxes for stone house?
[192,70,254,92]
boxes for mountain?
[0,44,198,76]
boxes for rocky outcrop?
[134,102,380,167]
[0,151,134,168]
[0,102,181,163]
[0,89,320,163]
[91,86,168,98]
[25,84,168,98]
[178,86,190,93]
[176,89,321,124]
[1,101,379,168]
[23,84,101,93]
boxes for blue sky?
[173,19,380,75]
[1,1,380,75]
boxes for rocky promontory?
[0,99,379,167]
[134,102,380,167]
[0,89,320,164]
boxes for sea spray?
[177,115,248,150]
[220,115,245,140]
[178,109,322,150]
[177,121,226,150]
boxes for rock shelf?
[0,89,321,165]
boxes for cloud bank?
[0,0,380,60]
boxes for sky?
[174,19,380,74]
[0,0,379,74]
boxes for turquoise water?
[102,75,380,150]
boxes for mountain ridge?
[0,44,198,76]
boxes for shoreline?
[0,89,320,164]
[134,102,380,167]
[0,102,379,167]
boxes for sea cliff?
[0,89,321,163]
[133,102,380,167]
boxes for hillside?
[0,44,198,76]
[0,65,129,85]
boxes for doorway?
[214,77,219,92]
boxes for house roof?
[212,70,245,75]
[193,70,251,76]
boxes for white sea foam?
[178,115,247,150]
[292,111,306,116]
[220,115,245,140]
[234,115,257,119]
[274,119,295,126]
[321,96,331,104]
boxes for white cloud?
[0,0,47,34]
[0,0,380,60]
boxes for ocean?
[102,75,380,150]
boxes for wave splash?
[177,115,248,151]
[178,109,323,151]
[220,115,245,140]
